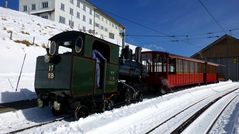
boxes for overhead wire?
[97,7,171,37]
[96,3,238,45]
[197,0,227,33]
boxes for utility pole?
[4,0,8,8]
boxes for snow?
[13,81,238,134]
[182,87,239,134]
[208,92,239,134]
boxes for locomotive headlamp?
[49,41,57,56]
[44,54,50,63]
[53,101,61,111]
[37,98,44,108]
[75,36,83,53]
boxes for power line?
[125,28,239,39]
[97,7,171,37]
[197,0,226,33]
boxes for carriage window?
[190,62,194,73]
[155,56,162,72]
[169,58,176,73]
[183,60,188,73]
[142,54,152,72]
[163,57,167,72]
[195,63,198,73]
[176,59,183,73]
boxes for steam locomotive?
[35,31,218,119]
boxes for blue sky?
[2,0,239,56]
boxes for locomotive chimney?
[135,47,142,63]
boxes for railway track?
[8,115,72,134]
[146,87,239,134]
[206,92,239,133]
[0,99,37,113]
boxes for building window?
[59,16,66,24]
[60,3,65,11]
[83,4,86,11]
[23,5,27,12]
[41,15,48,19]
[77,0,80,7]
[101,26,104,30]
[69,20,74,28]
[83,26,86,31]
[95,13,100,19]
[109,33,114,39]
[95,22,99,28]
[42,2,48,9]
[89,9,92,15]
[104,28,108,32]
[70,8,73,16]
[89,18,92,25]
[83,15,86,22]
[70,0,74,4]
[77,12,80,19]
[32,4,36,10]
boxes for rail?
[146,88,239,134]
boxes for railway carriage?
[141,51,219,92]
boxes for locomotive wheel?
[106,100,114,110]
[159,88,166,95]
[51,108,62,116]
[137,92,143,102]
[101,100,114,112]
[124,92,131,105]
[74,105,89,120]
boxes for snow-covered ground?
[0,7,149,103]
[0,81,238,134]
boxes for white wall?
[94,11,123,45]
[19,0,55,13]
[19,0,124,45]
[54,0,94,32]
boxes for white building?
[19,0,125,45]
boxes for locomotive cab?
[35,31,119,118]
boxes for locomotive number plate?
[48,72,54,79]
[48,64,55,79]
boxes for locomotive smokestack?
[135,47,142,63]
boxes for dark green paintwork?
[35,55,72,92]
[71,56,95,97]
[35,31,120,99]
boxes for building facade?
[192,35,239,81]
[19,0,124,45]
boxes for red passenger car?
[141,51,218,92]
